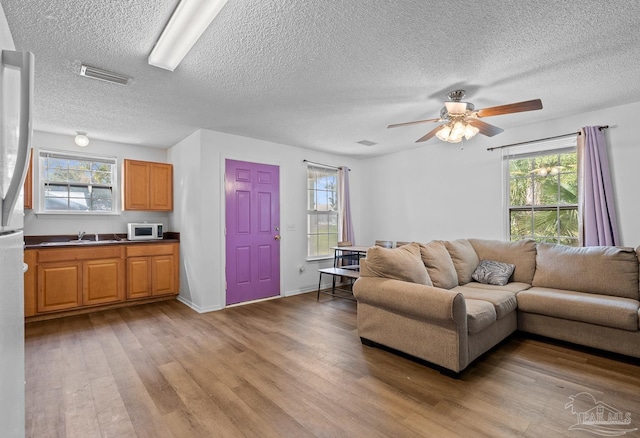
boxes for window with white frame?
[506,146,578,246]
[307,165,339,259]
[39,150,117,213]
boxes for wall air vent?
[80,64,130,85]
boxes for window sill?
[34,211,120,217]
[306,256,334,262]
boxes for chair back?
[395,241,411,247]
[375,240,393,248]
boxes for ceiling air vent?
[80,64,130,85]
[357,140,377,147]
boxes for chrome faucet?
[78,231,85,241]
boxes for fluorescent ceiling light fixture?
[149,0,229,71]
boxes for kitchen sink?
[39,240,121,246]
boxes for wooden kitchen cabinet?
[151,255,176,295]
[37,261,83,312]
[83,258,125,306]
[25,241,178,319]
[24,249,37,317]
[35,246,125,313]
[126,257,151,299]
[149,162,173,210]
[123,159,173,211]
[126,243,179,298]
[23,148,33,210]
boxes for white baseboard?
[176,295,223,314]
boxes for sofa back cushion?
[418,241,458,289]
[362,243,433,286]
[444,239,480,285]
[469,238,537,284]
[532,243,640,299]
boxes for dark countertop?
[25,232,180,249]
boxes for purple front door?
[225,159,280,305]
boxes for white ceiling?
[3,0,640,157]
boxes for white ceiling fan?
[388,90,543,143]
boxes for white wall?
[24,130,172,236]
[358,100,640,247]
[169,129,361,312]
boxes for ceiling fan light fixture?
[436,125,451,141]
[444,101,467,115]
[464,124,480,140]
[149,0,229,71]
[388,89,542,144]
[450,121,466,139]
[435,120,480,143]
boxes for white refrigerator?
[0,3,34,437]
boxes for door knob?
[274,235,281,241]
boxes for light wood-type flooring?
[25,292,640,437]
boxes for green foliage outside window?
[509,151,578,246]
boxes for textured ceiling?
[2,0,640,157]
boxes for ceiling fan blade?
[476,99,543,118]
[415,125,444,143]
[387,117,441,129]
[467,119,504,137]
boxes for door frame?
[220,153,285,307]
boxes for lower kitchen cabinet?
[37,261,82,313]
[24,250,37,317]
[152,255,177,295]
[36,245,124,313]
[25,241,178,318]
[126,243,179,299]
[126,257,151,299]
[83,258,125,306]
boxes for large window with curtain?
[307,165,339,259]
[506,143,578,246]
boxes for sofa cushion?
[532,243,640,300]
[363,243,432,286]
[454,285,518,320]
[465,299,497,334]
[445,239,480,285]
[418,241,458,289]
[469,239,537,284]
[517,287,639,331]
[463,281,531,294]
[472,260,516,286]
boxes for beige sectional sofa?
[352,239,640,374]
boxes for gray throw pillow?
[471,260,515,286]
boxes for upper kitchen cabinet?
[123,159,173,211]
[23,148,33,210]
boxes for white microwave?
[127,223,164,240]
